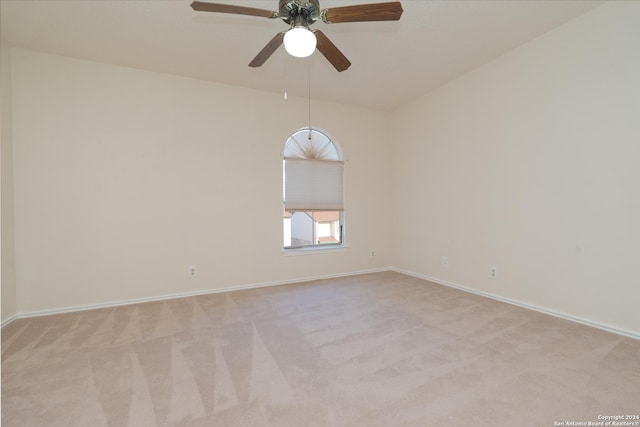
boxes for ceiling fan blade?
[191,1,279,19]
[321,1,403,24]
[249,32,285,68]
[314,30,351,72]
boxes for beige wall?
[5,2,639,337]
[390,2,640,336]
[10,48,391,314]
[1,39,17,323]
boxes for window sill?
[282,245,348,256]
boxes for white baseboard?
[4,266,638,341]
[392,267,640,341]
[1,314,18,328]
[1,267,390,327]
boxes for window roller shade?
[284,158,344,211]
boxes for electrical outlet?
[189,265,197,278]
[489,266,497,279]
[370,250,375,258]
[442,256,449,269]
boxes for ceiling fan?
[190,0,403,72]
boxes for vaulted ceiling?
[1,0,603,111]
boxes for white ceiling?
[1,0,604,111]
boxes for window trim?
[282,238,348,256]
[283,127,345,253]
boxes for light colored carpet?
[2,271,639,426]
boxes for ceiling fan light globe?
[284,27,317,58]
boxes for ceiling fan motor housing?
[280,0,320,26]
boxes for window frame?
[282,128,345,253]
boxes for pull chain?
[308,68,312,140]
[284,53,288,100]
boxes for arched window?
[283,128,344,249]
